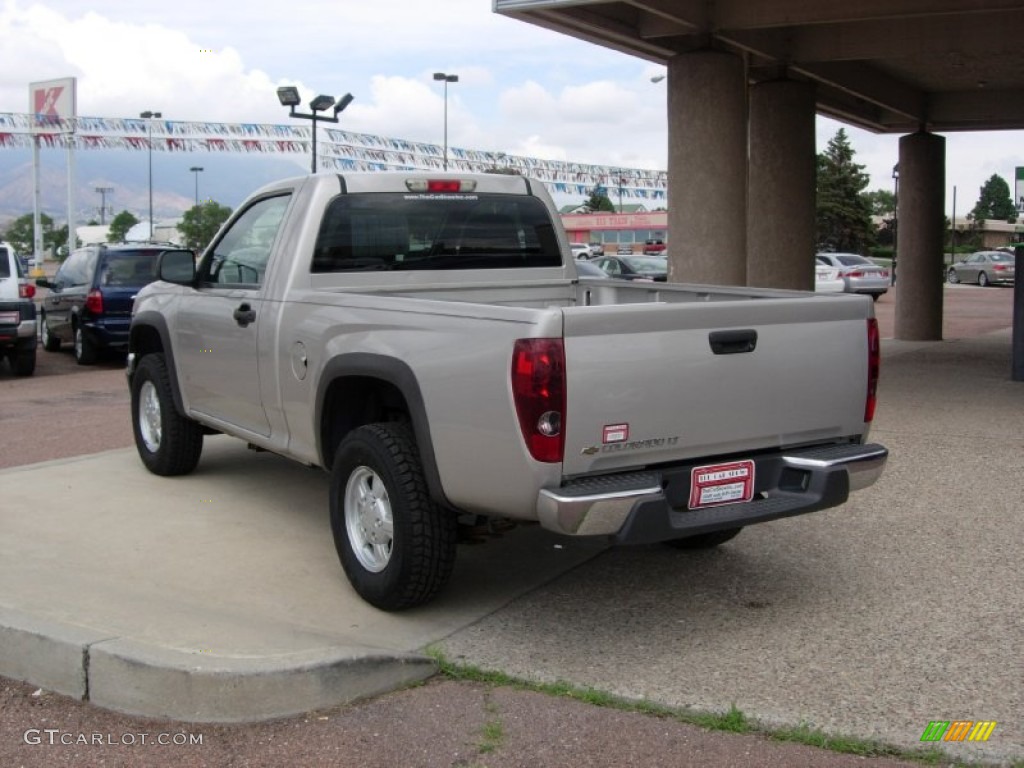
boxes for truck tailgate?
[560,295,873,477]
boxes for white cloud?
[1,0,1023,213]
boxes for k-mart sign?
[29,77,77,128]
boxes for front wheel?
[663,527,743,550]
[978,271,990,287]
[130,353,203,476]
[330,423,457,611]
[946,268,959,284]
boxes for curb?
[0,606,436,723]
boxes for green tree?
[862,189,896,246]
[816,128,875,253]
[3,213,55,255]
[178,201,232,252]
[51,224,81,256]
[969,174,1017,223]
[108,210,139,243]
[583,186,615,213]
[862,189,895,217]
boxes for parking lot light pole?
[189,166,203,207]
[433,72,458,170]
[140,110,162,240]
[277,87,354,174]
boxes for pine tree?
[969,174,1017,223]
[816,128,875,253]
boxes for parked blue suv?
[37,244,194,364]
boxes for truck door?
[172,194,290,436]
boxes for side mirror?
[158,250,196,285]
[35,277,53,289]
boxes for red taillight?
[84,289,103,315]
[846,270,864,278]
[865,318,880,423]
[19,282,35,299]
[427,180,461,193]
[511,338,566,463]
[994,264,1007,272]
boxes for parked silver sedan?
[815,253,890,300]
[947,250,1016,286]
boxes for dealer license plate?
[688,460,755,509]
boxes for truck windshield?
[312,193,562,272]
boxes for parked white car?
[570,243,592,259]
[815,257,845,293]
[815,253,890,300]
[0,240,37,376]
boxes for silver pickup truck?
[127,171,886,610]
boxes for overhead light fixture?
[276,86,354,174]
[309,94,335,112]
[276,86,301,107]
[334,93,354,115]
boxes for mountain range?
[0,147,308,230]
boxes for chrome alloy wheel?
[138,380,162,453]
[344,466,394,573]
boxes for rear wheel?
[978,271,990,287]
[946,268,959,284]
[130,353,203,476]
[73,324,98,365]
[330,423,457,610]
[41,315,61,351]
[664,527,743,550]
[10,345,36,376]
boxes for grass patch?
[425,647,991,766]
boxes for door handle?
[233,303,256,327]
[709,329,757,355]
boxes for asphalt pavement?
[0,285,1020,767]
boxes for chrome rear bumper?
[537,443,887,542]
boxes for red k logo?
[34,87,64,117]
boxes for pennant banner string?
[0,112,667,199]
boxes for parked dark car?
[37,243,194,364]
[592,254,668,281]
[947,250,1015,286]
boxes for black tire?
[330,423,457,611]
[41,315,61,351]
[978,271,990,287]
[73,324,98,365]
[664,527,743,550]
[946,268,959,284]
[130,353,203,476]
[10,345,36,376]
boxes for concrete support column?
[667,51,747,285]
[747,79,816,290]
[895,132,946,340]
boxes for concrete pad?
[0,440,607,720]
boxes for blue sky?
[2,0,1023,212]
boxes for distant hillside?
[0,147,307,228]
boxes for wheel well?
[321,376,411,468]
[130,324,165,358]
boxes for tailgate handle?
[709,329,757,355]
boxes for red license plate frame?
[688,460,755,510]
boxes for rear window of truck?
[312,193,562,272]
